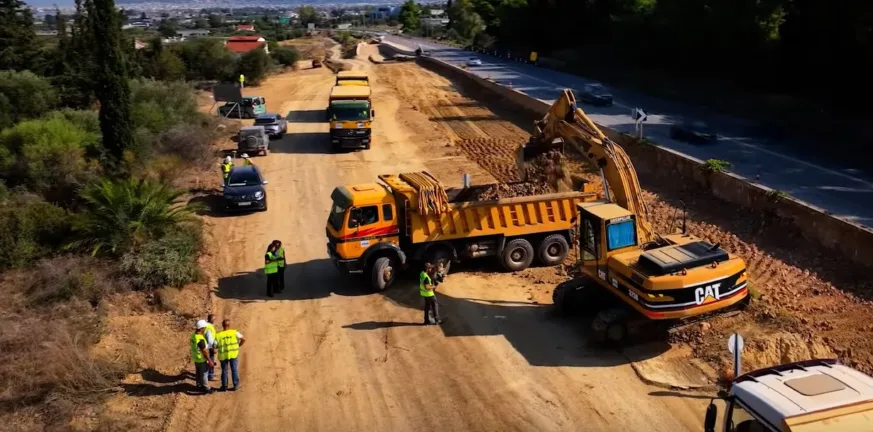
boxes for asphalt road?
[382,35,873,228]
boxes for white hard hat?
[241,153,249,158]
[224,156,232,163]
[196,319,208,329]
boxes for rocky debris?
[466,182,553,201]
[521,150,574,192]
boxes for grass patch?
[702,158,731,174]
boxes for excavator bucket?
[516,125,565,181]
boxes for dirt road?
[165,44,707,431]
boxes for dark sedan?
[222,165,269,212]
[670,120,718,143]
[576,83,613,107]
[254,113,287,138]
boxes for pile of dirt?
[465,181,554,201]
[521,150,575,192]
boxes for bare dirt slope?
[164,45,707,432]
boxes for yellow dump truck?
[335,70,369,86]
[327,85,374,152]
[326,172,598,290]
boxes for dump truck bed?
[378,173,596,244]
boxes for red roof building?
[236,24,255,32]
[225,36,269,54]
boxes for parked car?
[237,126,270,156]
[576,83,613,106]
[222,165,268,212]
[254,113,287,138]
[670,120,718,143]
[466,58,483,67]
[218,96,267,118]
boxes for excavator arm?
[518,89,655,244]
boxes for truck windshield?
[328,203,348,231]
[330,102,370,121]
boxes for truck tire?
[537,234,569,267]
[500,238,534,272]
[370,256,396,291]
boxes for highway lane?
[382,35,873,228]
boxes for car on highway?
[466,58,483,67]
[253,113,287,138]
[670,119,718,143]
[575,83,613,107]
[222,165,269,212]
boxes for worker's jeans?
[423,296,440,324]
[194,361,209,391]
[277,266,285,292]
[266,273,279,297]
[207,349,215,380]
[221,358,240,389]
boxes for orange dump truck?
[326,172,598,290]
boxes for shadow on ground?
[267,132,333,154]
[215,258,371,302]
[285,109,327,123]
[121,369,202,397]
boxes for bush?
[0,194,71,271]
[129,79,201,134]
[119,225,202,290]
[0,116,98,201]
[69,178,201,257]
[271,46,301,66]
[237,48,273,85]
[0,70,59,129]
[702,158,731,173]
[171,38,237,82]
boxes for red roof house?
[225,36,269,54]
[236,24,255,32]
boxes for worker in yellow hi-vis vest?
[192,320,215,394]
[216,318,246,392]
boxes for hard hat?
[241,153,249,158]
[196,319,208,329]
[224,156,232,163]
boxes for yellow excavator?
[518,89,750,342]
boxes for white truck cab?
[705,359,873,432]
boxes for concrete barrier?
[414,56,873,267]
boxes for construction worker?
[241,153,253,166]
[215,318,245,392]
[221,156,233,182]
[204,314,217,381]
[271,240,286,293]
[191,320,215,394]
[420,263,442,325]
[264,242,280,297]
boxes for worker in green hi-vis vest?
[264,242,280,297]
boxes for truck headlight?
[254,191,264,200]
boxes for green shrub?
[171,38,237,82]
[0,116,98,201]
[271,46,301,67]
[0,70,59,129]
[237,48,273,85]
[0,194,72,271]
[69,178,201,257]
[702,158,731,174]
[119,225,202,290]
[129,79,200,134]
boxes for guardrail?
[411,54,873,268]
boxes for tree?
[53,0,97,109]
[172,38,237,81]
[237,48,273,85]
[0,71,59,129]
[69,178,199,256]
[271,46,300,67]
[448,0,485,41]
[399,1,421,31]
[153,50,185,81]
[86,0,135,173]
[0,0,38,70]
[298,5,319,25]
[158,19,178,38]
[207,14,223,28]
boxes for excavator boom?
[518,89,654,244]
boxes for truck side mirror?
[704,402,718,432]
[371,110,376,118]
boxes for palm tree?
[69,178,200,256]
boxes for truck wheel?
[537,234,569,266]
[371,257,396,291]
[500,238,534,272]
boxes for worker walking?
[204,314,217,381]
[241,153,253,166]
[215,319,245,392]
[272,240,286,293]
[420,263,442,325]
[221,156,233,182]
[264,243,280,297]
[191,320,215,394]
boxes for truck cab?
[705,359,873,432]
[327,86,374,152]
[326,183,400,274]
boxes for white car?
[466,59,483,67]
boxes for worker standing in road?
[272,240,286,293]
[241,153,253,166]
[215,318,245,392]
[221,156,233,183]
[204,314,217,382]
[191,320,215,394]
[420,263,442,325]
[264,243,280,297]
